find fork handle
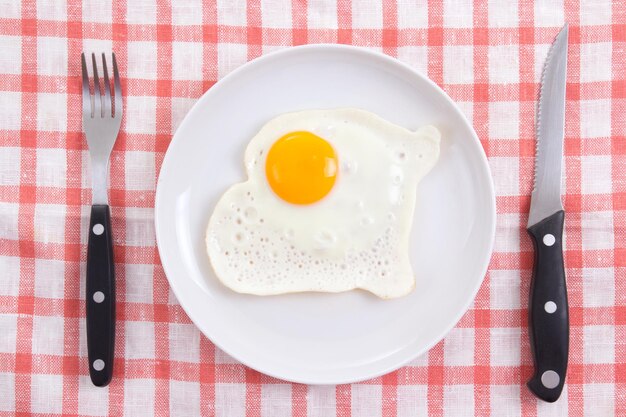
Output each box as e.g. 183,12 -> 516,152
86,204 -> 115,387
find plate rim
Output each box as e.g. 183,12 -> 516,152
155,43 -> 496,384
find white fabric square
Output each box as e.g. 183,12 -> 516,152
78,317 -> 87,357
261,0 -> 292,28
0,314 -> 17,353
443,385 -> 474,417
217,0 -> 247,26
78,376 -> 109,416
397,0 -> 428,28
32,315 -> 64,355
397,386 -> 428,417
215,383 -> 246,417
37,37 -> 68,76
82,0 -> 112,23
0,36 -> 21,74
261,384 -> 292,417
127,42 -> 158,80
125,151 -> 155,191
580,99 -> 611,138
584,325 -> 615,363
37,0 -> 67,21
171,97 -> 197,134
443,0 -> 473,28
37,93 -> 67,132
489,157 -> 519,197
82,39 -> 113,58
125,263 -> 154,304
125,207 -> 156,246
0,257 -> 20,297
352,385 -> 382,417
443,327 -> 475,366
490,385 -> 520,417
0,373 -> 15,412
124,379 -> 155,417
534,43 -> 551,83
351,0 -> 382,28
125,321 -> 155,359
581,211 -> 614,250
493,213 -> 520,252
173,42 -> 203,81
215,347 -> 239,364
490,269 -> 521,309
172,0 -> 202,25
583,268 -> 615,307
307,385 -> 336,417
489,101 -> 519,139
397,46 -> 428,75
169,323 -> 200,363
488,0 -> 518,27
0,0 -> 20,19
444,45 -> 474,84
126,0 -> 157,24
34,258 -> 65,299
490,328 -> 521,366
580,42 -> 612,82
0,203 -> 19,240
125,96 -> 156,134
0,91 -> 21,130
582,155 -> 611,195
537,387 -> 568,417
218,43 -> 248,79
580,0 -> 612,26
584,383 -> 615,417
34,204 -> 66,244
456,101 -> 474,125
534,0 -> 564,27
31,374 -> 63,414
308,0 -> 337,29
170,380 -> 200,417
489,44 -> 519,84
36,148 -> 67,187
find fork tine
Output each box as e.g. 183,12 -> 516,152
91,53 -> 102,118
112,52 -> 123,119
101,53 -> 112,117
81,53 -> 93,118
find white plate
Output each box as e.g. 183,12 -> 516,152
155,44 -> 495,384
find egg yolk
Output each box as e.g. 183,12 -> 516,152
265,131 -> 338,205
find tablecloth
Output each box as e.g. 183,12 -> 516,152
0,0 -> 624,416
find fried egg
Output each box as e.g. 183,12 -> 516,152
206,108 -> 440,298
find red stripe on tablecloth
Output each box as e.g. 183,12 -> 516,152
61,2 -> 83,415
336,384 -> 351,417
247,0 -> 263,60
612,1 -> 626,415
14,2 -> 37,416
292,0 -> 308,46
337,0 -> 352,44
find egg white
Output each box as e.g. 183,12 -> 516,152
206,108 -> 440,298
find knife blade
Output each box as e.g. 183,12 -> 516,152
526,24 -> 569,403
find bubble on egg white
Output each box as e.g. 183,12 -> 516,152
210,212 -> 401,294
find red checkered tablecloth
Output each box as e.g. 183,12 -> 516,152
0,0 -> 624,416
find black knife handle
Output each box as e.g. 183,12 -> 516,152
526,210 -> 568,402
86,204 -> 115,387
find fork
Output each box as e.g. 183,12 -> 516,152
81,52 -> 122,387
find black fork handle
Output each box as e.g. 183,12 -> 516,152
86,204 -> 115,387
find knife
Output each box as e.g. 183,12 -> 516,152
526,24 -> 569,403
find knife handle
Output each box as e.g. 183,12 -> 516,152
526,210 -> 568,402
86,204 -> 115,387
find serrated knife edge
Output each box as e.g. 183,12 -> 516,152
528,24 -> 568,228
